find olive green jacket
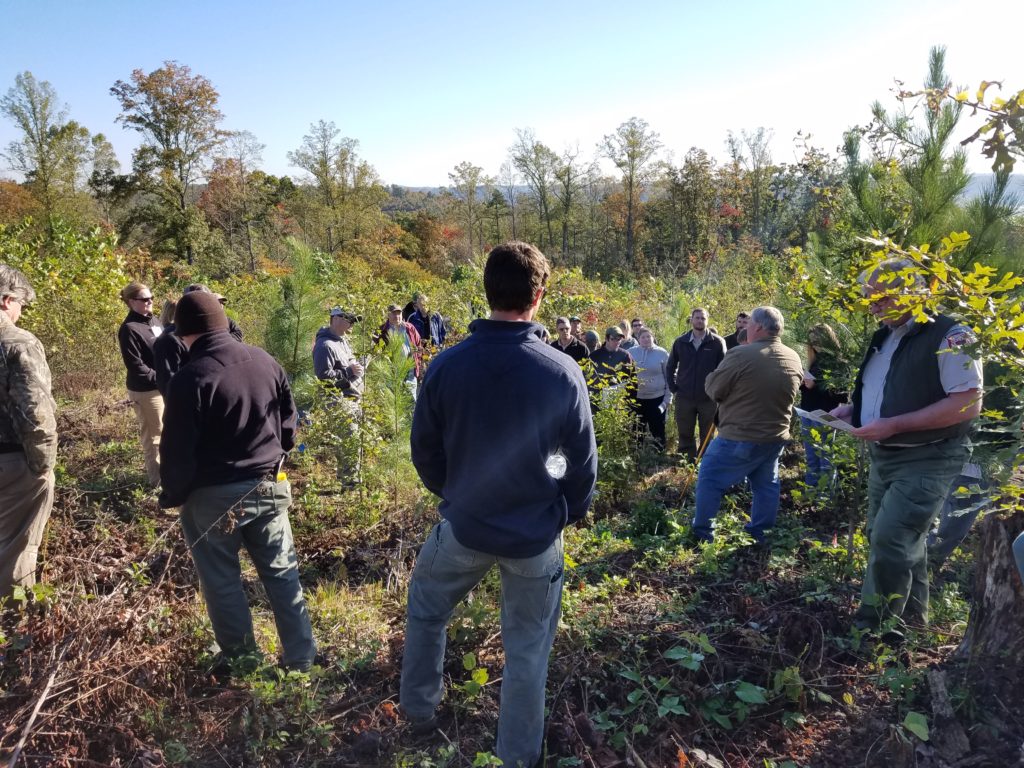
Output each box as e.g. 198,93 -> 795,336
705,337 -> 803,442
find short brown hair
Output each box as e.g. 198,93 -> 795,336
483,241 -> 550,312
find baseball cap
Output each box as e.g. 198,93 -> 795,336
330,307 -> 361,322
605,326 -> 624,339
184,283 -> 227,304
387,303 -> 402,313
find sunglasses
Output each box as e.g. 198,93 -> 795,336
133,295 -> 154,302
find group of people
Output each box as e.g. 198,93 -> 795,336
0,240 -> 1018,768
310,293 -> 448,483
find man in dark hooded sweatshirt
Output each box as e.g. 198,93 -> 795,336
153,284 -> 243,397
159,291 -> 315,674
400,241 -> 597,768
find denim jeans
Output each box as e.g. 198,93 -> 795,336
180,477 -> 316,669
401,520 -> 564,768
926,464 -> 988,568
800,416 -> 834,488
1014,531 -> 1024,586
692,437 -> 786,542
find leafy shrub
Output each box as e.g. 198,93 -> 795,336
0,218 -> 129,394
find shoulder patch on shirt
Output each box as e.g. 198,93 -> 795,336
944,326 -> 976,350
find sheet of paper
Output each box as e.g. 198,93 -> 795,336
794,407 -> 857,434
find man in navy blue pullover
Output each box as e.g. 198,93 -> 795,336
400,241 -> 597,768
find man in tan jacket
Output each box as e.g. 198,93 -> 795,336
0,264 -> 57,599
691,306 -> 802,544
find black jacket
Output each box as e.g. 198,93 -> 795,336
666,331 -> 727,402
549,336 -> 590,362
117,310 -> 161,392
799,354 -> 848,413
158,331 -> 297,508
154,319 -> 243,397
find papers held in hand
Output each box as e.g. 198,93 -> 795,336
794,407 -> 857,434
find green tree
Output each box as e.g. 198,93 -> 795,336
483,189 -> 511,245
287,120 -> 389,255
645,147 -> 720,272
553,147 -> 586,264
601,117 -> 662,270
110,60 -> 226,264
511,129 -> 559,250
1,72 -> 98,227
265,239 -> 327,377
844,47 -> 1016,271
448,160 -> 487,256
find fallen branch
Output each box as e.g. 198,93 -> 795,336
6,643 -> 67,768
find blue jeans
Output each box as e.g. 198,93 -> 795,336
692,437 -> 786,542
800,416 -> 833,487
927,465 -> 988,568
180,478 -> 316,669
1013,531 -> 1024,586
401,520 -> 564,768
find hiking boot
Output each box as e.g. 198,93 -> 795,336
403,711 -> 438,736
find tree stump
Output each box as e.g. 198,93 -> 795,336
956,509 -> 1024,661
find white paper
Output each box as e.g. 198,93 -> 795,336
794,407 -> 857,434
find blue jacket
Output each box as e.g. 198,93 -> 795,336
411,319 -> 597,558
409,309 -> 447,346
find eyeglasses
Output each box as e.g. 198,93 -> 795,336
133,295 -> 154,303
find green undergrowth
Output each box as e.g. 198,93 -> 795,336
0,391 -> 983,767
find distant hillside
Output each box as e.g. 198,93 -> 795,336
962,173 -> 1024,200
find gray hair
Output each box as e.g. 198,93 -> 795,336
858,257 -> 925,290
750,306 -> 784,336
0,264 -> 36,305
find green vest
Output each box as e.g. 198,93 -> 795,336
851,314 -> 974,446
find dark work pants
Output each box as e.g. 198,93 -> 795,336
635,397 -> 666,450
856,438 -> 967,627
675,397 -> 717,458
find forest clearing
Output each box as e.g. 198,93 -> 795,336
1,38 -> 1023,768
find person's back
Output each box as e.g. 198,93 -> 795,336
160,331 -> 295,505
401,241 -> 596,768
158,292 -> 313,675
693,307 -> 802,543
413,320 -> 594,556
712,339 -> 803,442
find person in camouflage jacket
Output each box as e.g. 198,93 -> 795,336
0,264 -> 57,599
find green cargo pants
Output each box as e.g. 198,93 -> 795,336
856,438 -> 968,627
180,477 -> 316,669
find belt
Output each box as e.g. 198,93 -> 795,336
874,438 -> 949,451
0,443 -> 23,454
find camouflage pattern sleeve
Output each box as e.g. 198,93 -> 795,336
8,336 -> 58,475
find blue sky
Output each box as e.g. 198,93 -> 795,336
1,0 -> 1020,187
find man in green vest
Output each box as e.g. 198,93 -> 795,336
831,258 -> 982,637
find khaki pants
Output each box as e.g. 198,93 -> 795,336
0,452 -> 55,598
128,389 -> 164,486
